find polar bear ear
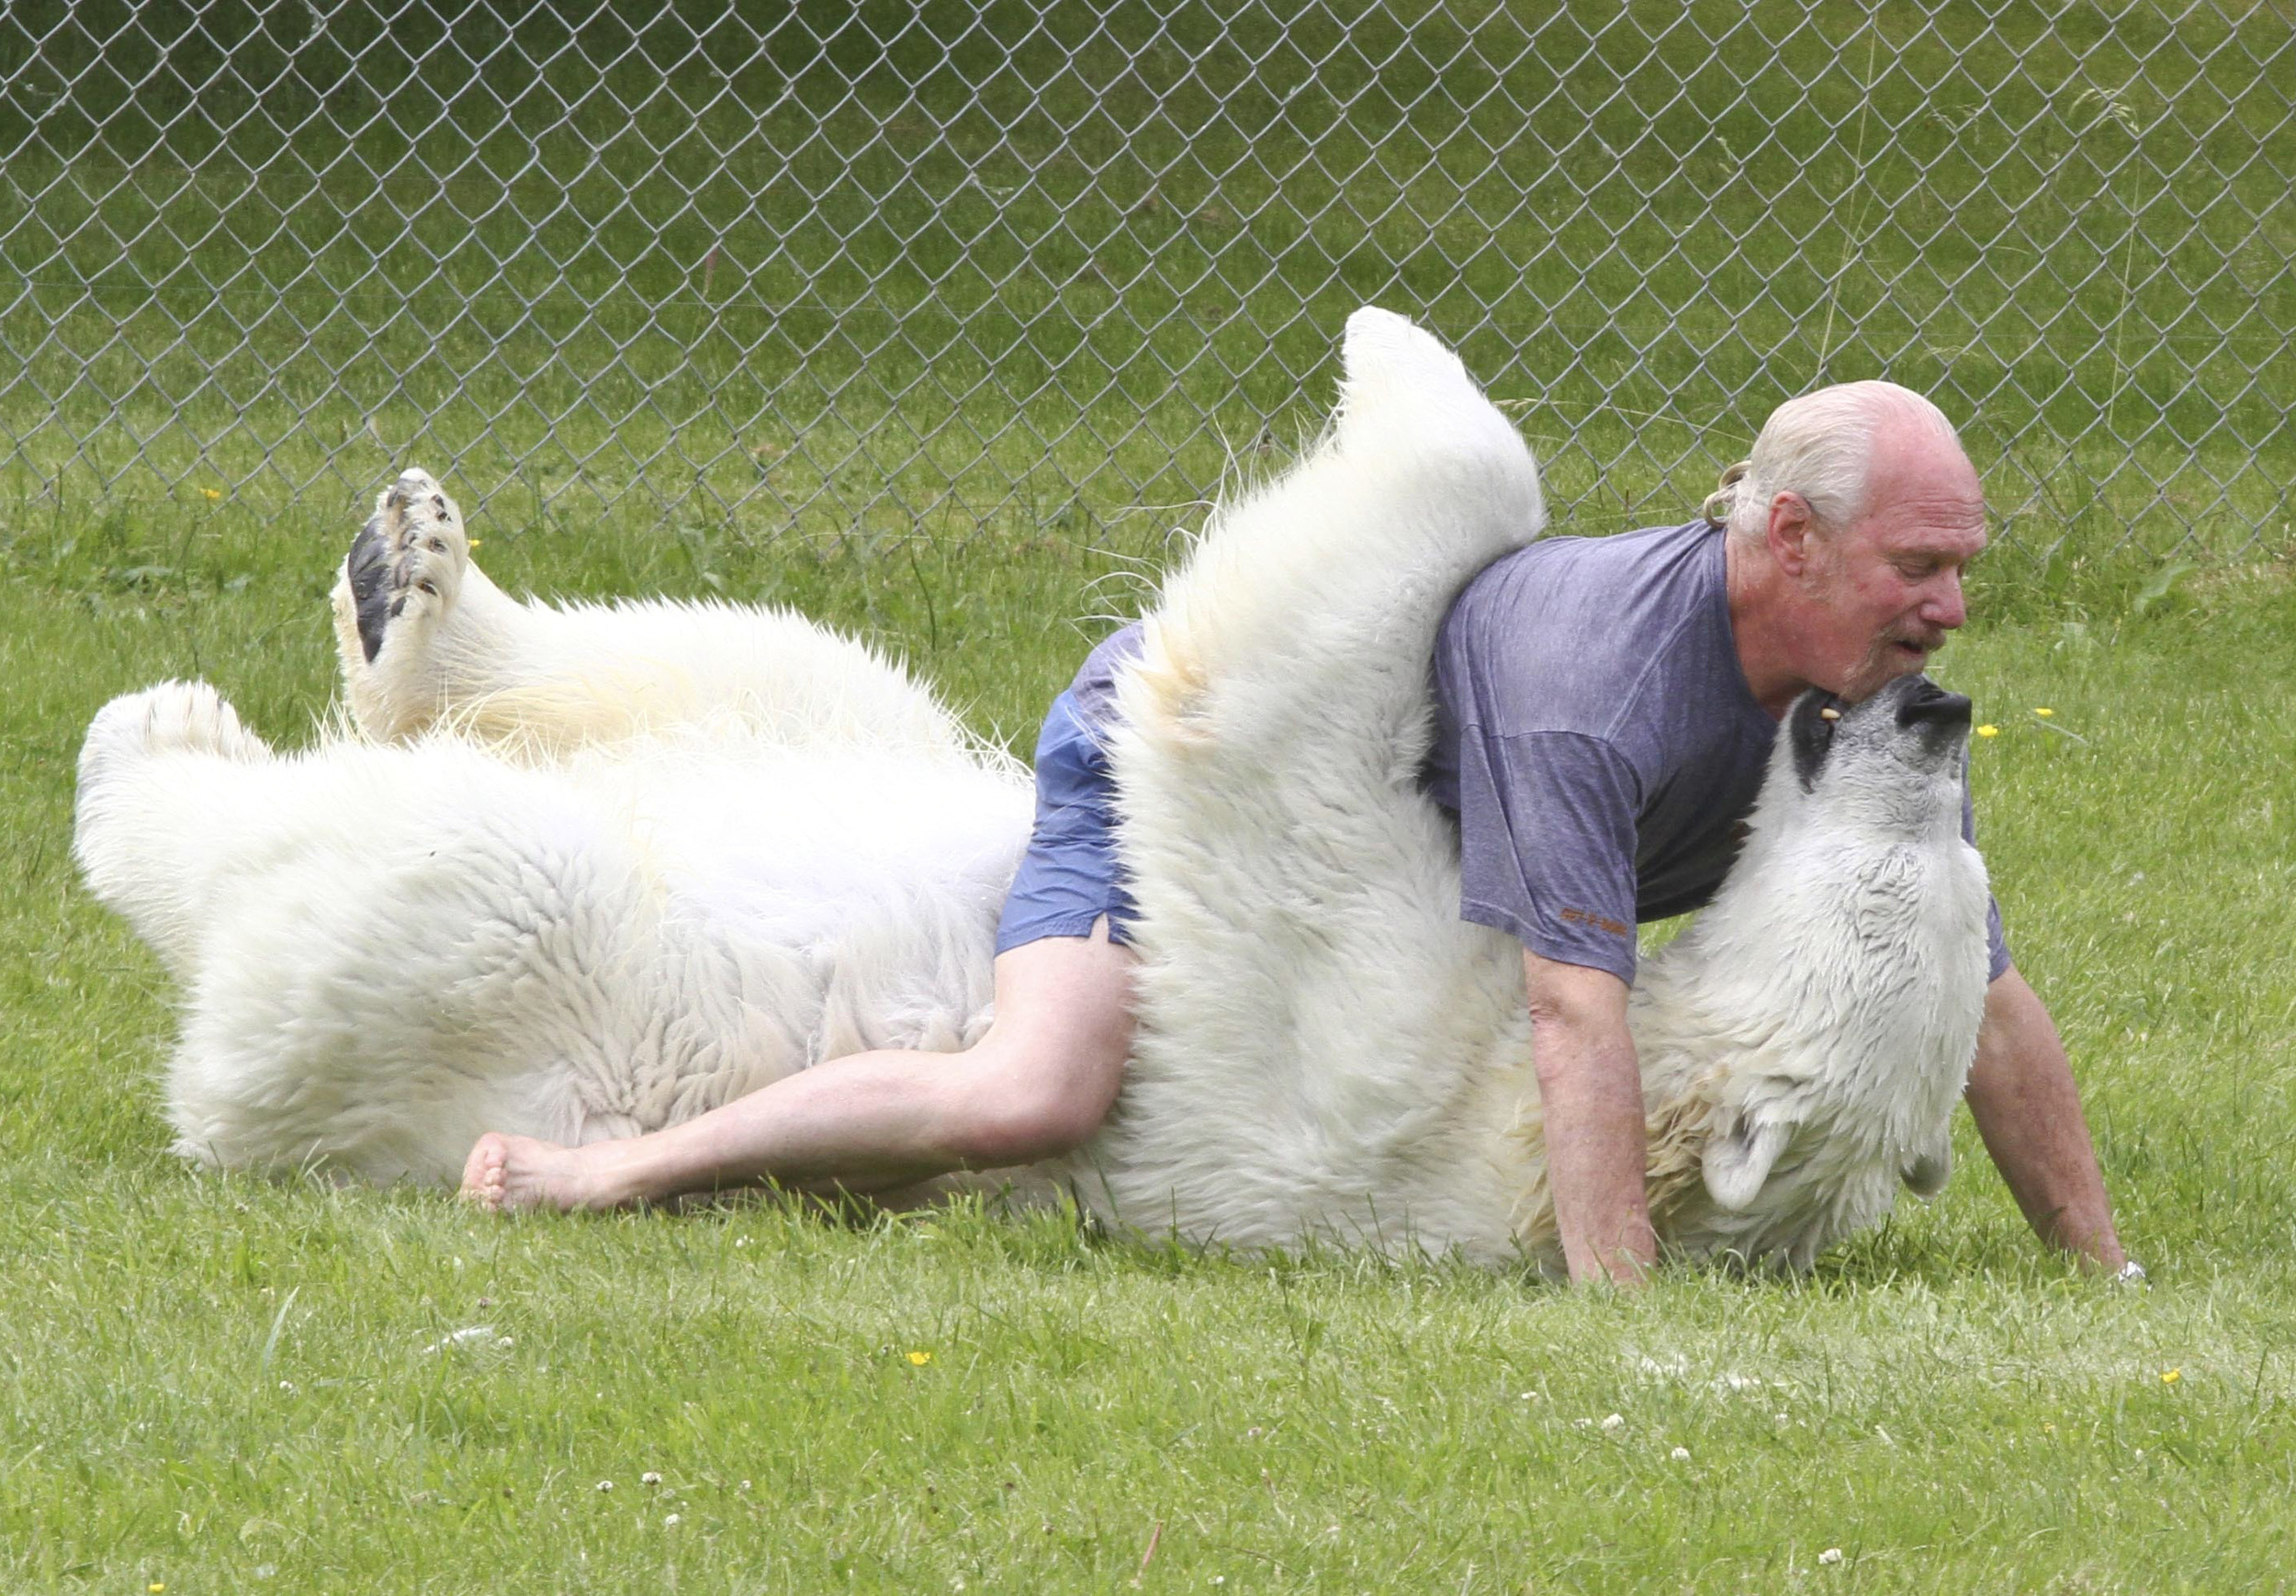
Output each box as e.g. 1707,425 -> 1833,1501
1703,1118 -> 1791,1212
1900,1137 -> 1953,1199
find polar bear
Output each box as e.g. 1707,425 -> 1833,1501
73,309 -> 1993,1271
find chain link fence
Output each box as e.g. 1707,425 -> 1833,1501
2,0 -> 2290,559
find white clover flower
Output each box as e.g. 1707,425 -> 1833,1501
1818,1547 -> 1843,1566
596,1480 -> 613,1493
642,1471 -> 663,1486
1670,1446 -> 1691,1461
1600,1413 -> 1625,1432
664,1513 -> 681,1527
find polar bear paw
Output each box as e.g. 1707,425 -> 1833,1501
78,680 -> 268,810
87,680 -> 265,766
343,467 -> 469,667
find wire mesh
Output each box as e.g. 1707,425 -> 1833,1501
2,0 -> 2290,559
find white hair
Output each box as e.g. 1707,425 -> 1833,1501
1716,381 -> 1964,542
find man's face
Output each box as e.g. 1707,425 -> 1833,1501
1791,427 -> 1988,703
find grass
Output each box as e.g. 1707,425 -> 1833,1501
3,489 -> 2295,1590
2,0 -> 2291,559
3,2 -> 2292,1582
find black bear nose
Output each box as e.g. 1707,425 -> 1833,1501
1896,679 -> 1973,728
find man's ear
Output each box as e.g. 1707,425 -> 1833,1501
1765,491 -> 1815,578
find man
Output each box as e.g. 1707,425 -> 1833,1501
464,380 -> 2133,1289
1424,381 -> 2124,1282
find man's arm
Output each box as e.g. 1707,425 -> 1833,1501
1524,951 -> 1656,1286
1964,965 -> 2128,1270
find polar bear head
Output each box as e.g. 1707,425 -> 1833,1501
1777,671 -> 1974,838
1693,671 -> 1986,1224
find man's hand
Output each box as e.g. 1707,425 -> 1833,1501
1964,965 -> 2129,1271
1524,952 -> 1656,1286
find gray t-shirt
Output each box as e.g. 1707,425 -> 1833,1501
1424,518 -> 2009,985
1064,623 -> 1149,730
1068,520 -> 2009,987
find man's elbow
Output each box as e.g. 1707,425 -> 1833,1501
1522,953 -> 1632,1081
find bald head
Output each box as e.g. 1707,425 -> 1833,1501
1723,382 -> 1971,545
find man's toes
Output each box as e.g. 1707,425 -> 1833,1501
460,1133 -> 508,1203
464,1174 -> 506,1211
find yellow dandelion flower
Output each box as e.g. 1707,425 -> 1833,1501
906,1350 -> 932,1366
200,488 -> 221,501
2162,1368 -> 2181,1385
151,1586 -> 165,1593
1975,725 -> 1999,737
2033,707 -> 2054,717
468,538 -> 483,551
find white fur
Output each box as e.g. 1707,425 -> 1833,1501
73,313 -> 1991,1271
1060,309 -> 1992,1270
77,646 -> 1028,1185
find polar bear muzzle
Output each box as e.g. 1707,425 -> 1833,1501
1893,676 -> 1973,752
1791,675 -> 1971,795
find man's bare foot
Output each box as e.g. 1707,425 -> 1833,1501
460,1131 -> 647,1213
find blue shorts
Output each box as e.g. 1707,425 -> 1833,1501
994,685 -> 1140,954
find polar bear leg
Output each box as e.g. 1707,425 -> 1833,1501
79,677 -> 265,774
1090,309 -> 1543,1259
336,468 -> 467,676
332,467 -> 542,743
74,681 -> 276,975
160,753 -> 661,1185
327,468 -> 978,763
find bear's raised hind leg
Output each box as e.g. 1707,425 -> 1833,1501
332,467 -> 484,741
341,469 -> 468,665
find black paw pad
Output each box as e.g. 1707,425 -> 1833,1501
346,516 -> 394,664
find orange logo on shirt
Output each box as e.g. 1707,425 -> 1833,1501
1558,906 -> 1631,938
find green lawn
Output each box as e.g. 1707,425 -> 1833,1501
2,492 -> 2292,1590
4,2 -> 2292,1584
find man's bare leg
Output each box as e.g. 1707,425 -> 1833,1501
461,923 -> 1136,1211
